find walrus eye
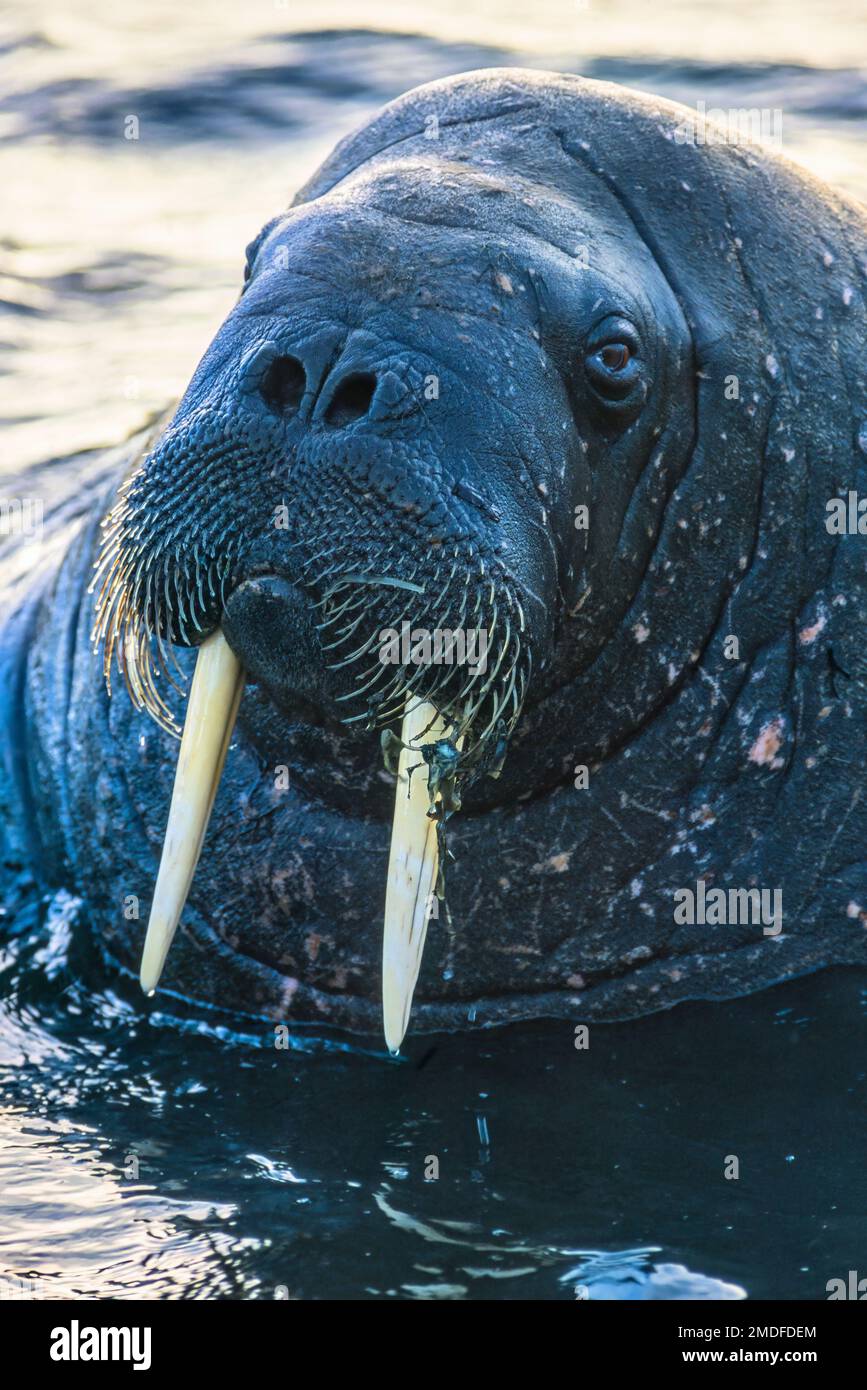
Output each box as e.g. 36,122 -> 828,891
600,343 -> 630,371
584,320 -> 643,406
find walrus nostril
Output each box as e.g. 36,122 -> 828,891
325,372 -> 377,427
259,355 -> 306,415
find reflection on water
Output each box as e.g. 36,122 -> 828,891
1,2 -> 866,1299
2,8 -> 866,471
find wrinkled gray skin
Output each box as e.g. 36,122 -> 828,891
2,69 -> 866,1033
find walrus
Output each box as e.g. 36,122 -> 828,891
1,68 -> 865,1049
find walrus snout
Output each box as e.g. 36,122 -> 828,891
242,338 -> 382,430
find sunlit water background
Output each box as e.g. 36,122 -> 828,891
1,0 -> 866,1300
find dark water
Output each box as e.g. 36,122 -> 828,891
2,5 -> 867,1300
2,882 -> 867,1300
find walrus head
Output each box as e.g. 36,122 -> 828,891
85,70 -> 863,1044
92,124 -> 694,1043
95,152 -> 691,732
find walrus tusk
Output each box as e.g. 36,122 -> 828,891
139,629 -> 244,994
141,636 -> 453,1041
382,699 -> 458,1054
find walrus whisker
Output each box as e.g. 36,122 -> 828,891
136,627 -> 168,720
323,612 -> 379,650
342,652 -> 442,723
101,594 -> 128,698
123,627 -> 175,736
323,581 -> 430,669
131,552 -> 150,600
143,566 -> 156,637
89,538 -> 124,585
102,575 -> 133,654
117,625 -> 139,707
367,671 -> 418,721
134,628 -> 165,717
195,566 -> 207,622
463,644 -> 524,756
427,560 -> 460,619
452,601 -> 500,706
322,576 -> 422,646
318,602 -> 379,650
298,543 -> 342,578
309,569 -> 358,608
161,555 -> 174,619
174,573 -> 191,645
455,628 -> 511,733
316,592 -> 368,631
331,573 -> 427,595
310,560 -> 346,592
154,604 -> 187,701
328,624 -> 412,683
325,623 -> 390,670
91,549 -> 130,623
337,656 -> 412,709
370,667 -> 436,725
314,556 -> 409,616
